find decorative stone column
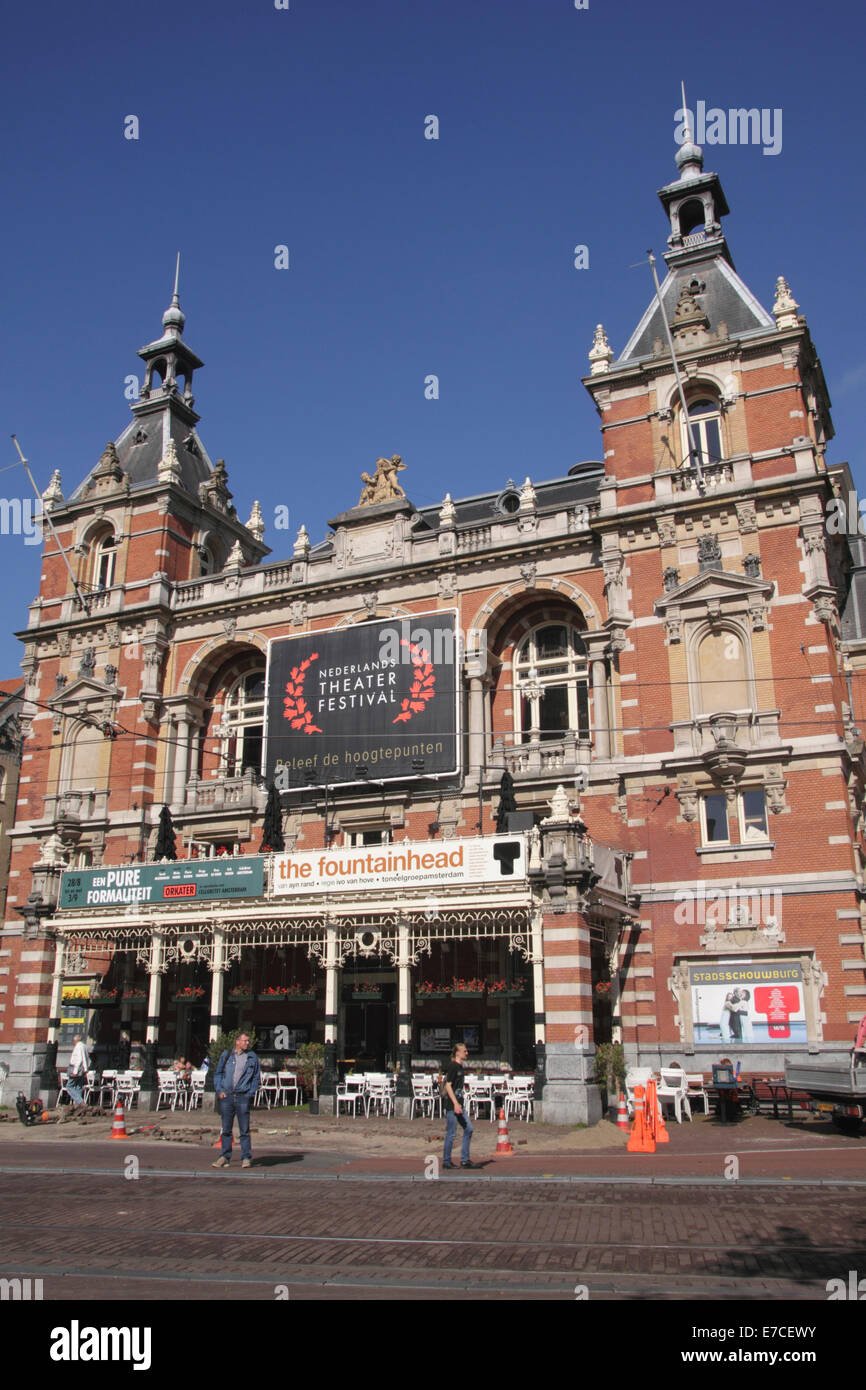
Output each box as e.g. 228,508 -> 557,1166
207,928 -> 227,1097
172,718 -> 191,807
466,661 -> 486,782
395,920 -> 414,1116
590,653 -> 610,760
141,931 -> 164,1109
319,926 -> 339,1111
38,933 -> 67,1104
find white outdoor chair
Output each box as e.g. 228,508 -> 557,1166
276,1071 -> 302,1107
504,1076 -> 534,1122
410,1074 -> 439,1119
365,1078 -> 394,1118
256,1074 -> 280,1109
97,1070 -> 117,1107
656,1067 -> 692,1123
335,1081 -> 360,1117
625,1067 -> 654,1117
156,1070 -> 179,1111
684,1073 -> 710,1115
82,1070 -> 100,1105
465,1076 -> 494,1122
188,1071 -> 206,1110
114,1073 -> 139,1109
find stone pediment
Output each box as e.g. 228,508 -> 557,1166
50,675 -> 118,707
655,567 -> 774,616
655,567 -> 774,644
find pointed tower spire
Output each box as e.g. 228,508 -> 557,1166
675,81 -> 704,181
162,253 -> 185,337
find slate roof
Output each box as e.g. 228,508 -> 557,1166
617,253 -> 775,366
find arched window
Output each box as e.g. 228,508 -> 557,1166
514,624 -> 590,743
680,397 -> 724,470
220,671 -> 266,776
697,629 -> 750,715
92,532 -> 116,590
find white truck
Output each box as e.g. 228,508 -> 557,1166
784,1053 -> 866,1134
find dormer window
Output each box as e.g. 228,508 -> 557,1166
680,397 -> 723,470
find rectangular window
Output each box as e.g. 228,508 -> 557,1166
740,789 -> 769,841
702,794 -> 729,844
539,685 -> 569,740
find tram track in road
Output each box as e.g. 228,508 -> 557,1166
1,1173 -> 862,1300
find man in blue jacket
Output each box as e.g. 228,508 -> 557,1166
212,1032 -> 260,1169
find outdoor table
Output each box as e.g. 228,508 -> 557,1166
755,1077 -> 794,1121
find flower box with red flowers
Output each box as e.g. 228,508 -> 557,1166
488,978 -> 527,1000
227,986 -> 254,1001
257,987 -> 316,1002
350,983 -> 383,1000
594,981 -> 612,996
121,989 -> 147,1004
450,978 -> 485,999
414,982 -> 452,1001
172,986 -> 206,1002
89,989 -> 119,1007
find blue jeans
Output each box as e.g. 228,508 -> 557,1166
444,1106 -> 473,1164
67,1075 -> 85,1104
219,1093 -> 252,1160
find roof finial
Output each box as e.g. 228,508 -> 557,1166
675,80 -> 703,180
163,252 -> 186,335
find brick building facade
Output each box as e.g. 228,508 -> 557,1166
2,130 -> 864,1121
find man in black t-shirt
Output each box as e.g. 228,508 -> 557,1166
442,1042 -> 480,1169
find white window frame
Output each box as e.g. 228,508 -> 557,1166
700,792 -> 731,846
513,623 -> 590,745
680,396 -> 724,470
738,788 -> 770,842
92,533 -> 116,590
220,671 -> 266,778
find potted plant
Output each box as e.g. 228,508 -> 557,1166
593,1041 -> 627,1118
450,977 -> 485,999
208,1027 -> 259,1075
295,1042 -> 325,1113
121,988 -> 147,1005
414,980 -> 451,1001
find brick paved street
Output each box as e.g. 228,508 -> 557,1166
1,1109 -> 864,1303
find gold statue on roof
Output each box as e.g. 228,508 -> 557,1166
358,455 -> 407,506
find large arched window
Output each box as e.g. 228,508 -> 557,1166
220,671 -> 266,776
92,531 -> 117,590
680,397 -> 724,470
514,624 -> 590,743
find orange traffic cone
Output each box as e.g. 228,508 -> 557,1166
495,1108 -> 514,1155
109,1098 -> 128,1139
645,1079 -> 669,1144
627,1084 -> 655,1153
616,1093 -> 630,1132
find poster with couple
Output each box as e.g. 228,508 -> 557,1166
689,961 -> 807,1045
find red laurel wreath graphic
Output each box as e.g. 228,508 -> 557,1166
283,652 -> 322,734
393,640 -> 436,724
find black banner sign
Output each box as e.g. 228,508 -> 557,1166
264,613 -> 459,788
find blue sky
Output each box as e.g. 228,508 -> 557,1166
2,0 -> 864,674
